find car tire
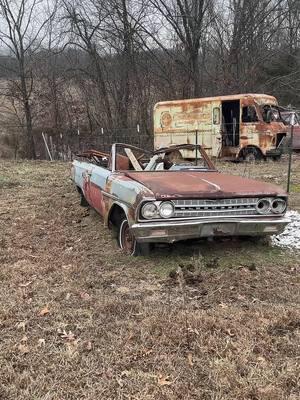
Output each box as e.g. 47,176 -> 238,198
118,218 -> 150,256
80,193 -> 89,207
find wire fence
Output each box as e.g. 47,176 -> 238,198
24,124 -> 300,193
38,124 -> 297,161
37,128 -> 154,160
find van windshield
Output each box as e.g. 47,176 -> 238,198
261,105 -> 284,123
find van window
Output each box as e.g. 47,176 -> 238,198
213,107 -> 220,124
242,106 -> 258,123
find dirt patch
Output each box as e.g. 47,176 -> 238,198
0,159 -> 299,400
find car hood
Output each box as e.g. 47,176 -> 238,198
125,171 -> 286,199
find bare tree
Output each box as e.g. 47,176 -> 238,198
148,0 -> 212,97
0,0 -> 56,158
62,0 -> 114,128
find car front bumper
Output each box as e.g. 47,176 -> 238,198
131,217 -> 289,243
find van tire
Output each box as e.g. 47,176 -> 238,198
242,147 -> 264,162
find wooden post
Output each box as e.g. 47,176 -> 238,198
42,132 -> 53,161
287,124 -> 294,193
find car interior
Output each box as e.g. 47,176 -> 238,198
76,144 -> 215,172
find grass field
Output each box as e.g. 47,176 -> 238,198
0,158 -> 299,400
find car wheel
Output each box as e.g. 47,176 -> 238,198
118,218 -> 150,256
80,193 -> 89,207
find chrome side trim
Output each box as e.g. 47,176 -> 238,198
102,191 -> 133,209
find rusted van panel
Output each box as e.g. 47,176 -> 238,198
154,94 -> 288,160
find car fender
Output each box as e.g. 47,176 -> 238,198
105,198 -> 134,228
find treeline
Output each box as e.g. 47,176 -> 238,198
0,0 -> 299,158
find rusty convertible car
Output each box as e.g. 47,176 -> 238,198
71,143 -> 289,255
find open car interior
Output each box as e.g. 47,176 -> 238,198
76,144 -> 215,172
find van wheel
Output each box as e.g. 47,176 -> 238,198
272,155 -> 281,161
118,218 -> 151,256
243,147 -> 263,162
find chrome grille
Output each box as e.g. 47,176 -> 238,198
173,198 -> 259,218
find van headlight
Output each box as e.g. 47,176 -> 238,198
256,198 -> 271,214
271,198 -> 287,214
141,202 -> 158,219
159,202 -> 175,219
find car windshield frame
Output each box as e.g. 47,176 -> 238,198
111,143 -> 216,172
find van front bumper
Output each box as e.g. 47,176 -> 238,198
131,217 -> 289,243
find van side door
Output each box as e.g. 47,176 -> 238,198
211,102 -> 222,157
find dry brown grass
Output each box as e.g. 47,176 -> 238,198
0,159 -> 299,400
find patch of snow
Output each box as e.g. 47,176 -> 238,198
272,210 -> 300,250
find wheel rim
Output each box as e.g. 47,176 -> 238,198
120,220 -> 135,255
245,153 -> 255,162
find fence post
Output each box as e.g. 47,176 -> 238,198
287,124 -> 294,193
195,129 -> 198,165
42,132 -> 53,161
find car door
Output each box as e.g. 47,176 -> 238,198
83,165 -> 110,217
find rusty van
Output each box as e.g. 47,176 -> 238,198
154,94 -> 289,161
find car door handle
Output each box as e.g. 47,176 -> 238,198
82,170 -> 92,179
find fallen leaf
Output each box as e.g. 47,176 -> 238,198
38,338 -> 45,347
39,306 -> 49,316
21,335 -> 28,342
19,281 -> 32,288
157,374 -> 172,386
226,329 -> 235,337
18,343 -> 29,354
65,339 -> 80,357
187,353 -> 194,366
143,349 -> 153,356
16,321 -> 26,331
62,264 -> 72,270
116,377 -> 124,387
187,327 -> 199,335
116,286 -> 130,294
80,292 -> 90,300
86,341 -> 92,350
58,329 -> 75,341
257,356 -> 266,363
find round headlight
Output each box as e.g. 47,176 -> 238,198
159,201 -> 175,219
271,198 -> 286,214
141,202 -> 157,219
256,198 -> 271,214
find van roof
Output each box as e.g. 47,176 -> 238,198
154,93 -> 277,108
